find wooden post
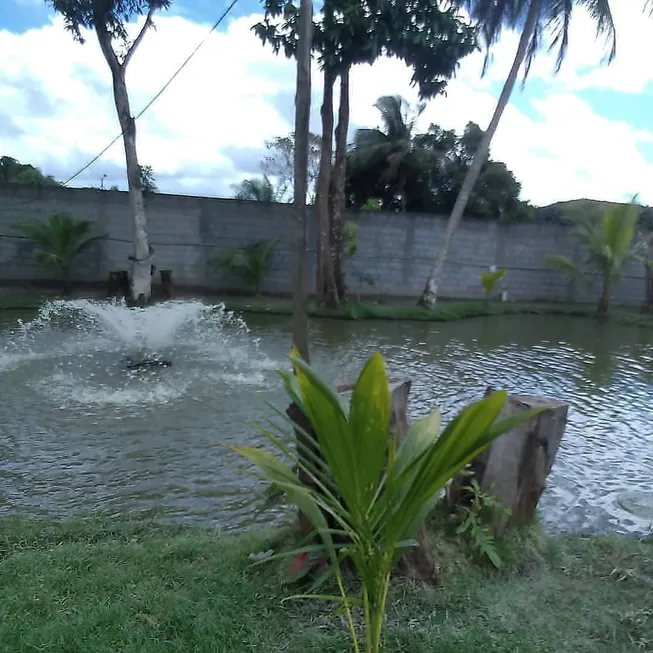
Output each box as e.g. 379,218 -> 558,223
447,394 -> 569,536
107,270 -> 130,299
160,269 -> 172,299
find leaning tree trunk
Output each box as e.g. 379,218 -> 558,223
95,23 -> 153,306
315,67 -> 336,307
291,0 -> 313,362
418,0 -> 542,309
328,67 -> 350,305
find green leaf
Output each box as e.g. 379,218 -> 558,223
394,408 -> 441,477
348,352 -> 390,506
290,354 -> 359,509
480,269 -> 506,296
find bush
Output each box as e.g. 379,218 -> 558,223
213,238 -> 281,295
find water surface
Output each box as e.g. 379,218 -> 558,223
1,302 -> 651,534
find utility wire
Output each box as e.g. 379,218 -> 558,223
0,0 -> 240,212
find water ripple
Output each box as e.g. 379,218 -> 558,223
0,306 -> 652,535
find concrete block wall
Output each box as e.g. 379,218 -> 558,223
0,184 -> 647,306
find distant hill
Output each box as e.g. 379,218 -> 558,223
535,198 -> 653,228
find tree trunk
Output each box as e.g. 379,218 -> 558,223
62,267 -> 72,296
418,0 -> 542,309
329,67 -> 350,305
598,274 -> 611,316
644,254 -> 653,315
95,26 -> 152,305
315,68 -> 336,307
291,0 -> 313,362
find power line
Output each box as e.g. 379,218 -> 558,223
0,0 -> 240,212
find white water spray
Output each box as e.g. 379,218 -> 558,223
0,298 -> 278,408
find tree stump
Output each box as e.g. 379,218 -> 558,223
107,270 -> 129,299
160,269 -> 173,299
287,377 -> 438,586
447,393 -> 569,536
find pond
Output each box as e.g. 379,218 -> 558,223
0,300 -> 652,535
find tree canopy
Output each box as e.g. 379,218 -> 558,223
0,156 -> 60,187
254,0 -> 477,99
346,101 -> 533,221
47,0 -> 170,44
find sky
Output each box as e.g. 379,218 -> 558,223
0,0 -> 652,207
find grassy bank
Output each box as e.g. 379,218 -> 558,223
2,288 -> 652,328
0,290 -> 50,310
1,517 -> 651,652
217,295 -> 653,328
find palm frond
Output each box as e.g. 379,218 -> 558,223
547,255 -> 585,278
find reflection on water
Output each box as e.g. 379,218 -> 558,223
0,303 -> 652,535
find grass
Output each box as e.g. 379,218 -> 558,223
0,289 -> 50,310
2,288 -> 652,328
1,516 -> 651,652
216,295 -> 653,328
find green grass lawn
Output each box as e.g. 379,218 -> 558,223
1,517 -> 651,652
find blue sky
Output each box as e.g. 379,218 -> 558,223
1,0 -> 652,205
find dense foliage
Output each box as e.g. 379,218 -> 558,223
0,156 -> 59,187
346,100 -> 534,221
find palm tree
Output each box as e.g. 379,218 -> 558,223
291,0 -> 313,362
232,176 -> 278,203
418,0 -> 617,308
14,213 -> 104,296
547,203 -> 641,315
348,96 -> 430,212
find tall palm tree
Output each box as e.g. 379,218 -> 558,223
547,203 -> 641,315
418,0 -> 617,308
232,176 -> 278,203
291,0 -> 313,362
14,213 -> 104,296
348,96 -> 430,212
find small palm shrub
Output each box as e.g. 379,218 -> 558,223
213,238 -> 281,295
14,213 -> 103,295
232,350 -> 545,653
547,203 -> 642,314
480,268 -> 506,304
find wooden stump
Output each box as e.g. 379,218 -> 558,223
107,270 -> 129,299
287,377 -> 438,585
447,394 -> 569,536
160,269 -> 173,299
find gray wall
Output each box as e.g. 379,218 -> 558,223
0,184 -> 646,306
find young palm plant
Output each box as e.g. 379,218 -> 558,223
232,351 -> 545,653
547,203 -> 642,314
213,238 -> 281,295
480,268 -> 506,304
14,213 -> 103,295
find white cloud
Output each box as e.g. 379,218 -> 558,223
0,3 -> 652,205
